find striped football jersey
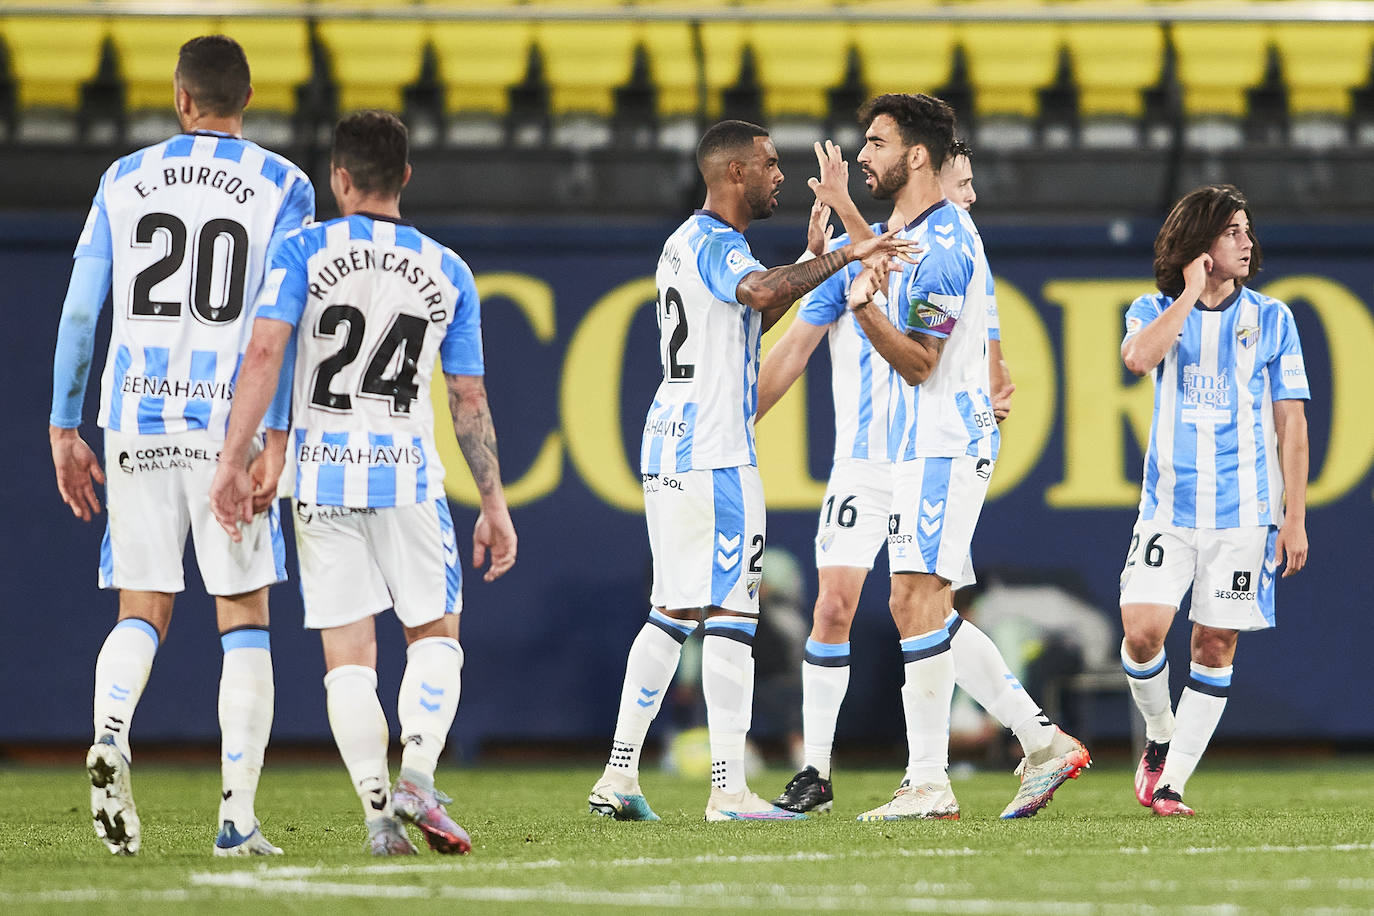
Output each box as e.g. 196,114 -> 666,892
887,201 -> 999,462
796,224 -> 899,462
254,214 -> 484,508
641,209 -> 767,474
1124,285 -> 1310,529
73,131 -> 313,437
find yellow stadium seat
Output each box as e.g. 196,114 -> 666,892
1063,22 -> 1165,119
2,16 -> 107,111
700,20 -> 853,120
638,21 -> 698,118
431,20 -> 534,117
752,21 -> 857,120
855,22 -> 957,100
227,18 -> 313,114
107,18 -> 215,112
959,22 -> 1062,119
316,19 -> 429,113
534,21 -> 636,118
1172,23 -> 1271,118
697,20 -> 748,120
1274,22 -> 1374,117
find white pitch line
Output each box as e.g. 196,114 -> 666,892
189,845 -> 986,883
1115,842 -> 1374,856
182,874 -> 1374,916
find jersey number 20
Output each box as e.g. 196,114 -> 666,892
130,212 -> 248,324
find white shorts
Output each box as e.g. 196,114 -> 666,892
101,429 -> 285,595
644,465 -> 765,614
293,497 -> 462,630
887,455 -> 992,584
815,458 -> 892,569
1119,517 -> 1277,631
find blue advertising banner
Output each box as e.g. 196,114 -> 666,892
2,214 -> 1371,753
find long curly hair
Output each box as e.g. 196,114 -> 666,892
1153,185 -> 1261,297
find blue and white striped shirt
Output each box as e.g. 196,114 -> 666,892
1124,285 -> 1310,528
797,225 -> 898,462
52,131 -> 314,437
255,214 -> 483,508
641,210 -> 766,474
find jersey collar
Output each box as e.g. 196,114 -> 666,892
185,129 -> 241,139
694,208 -> 736,231
901,200 -> 949,233
354,210 -> 414,226
1196,284 -> 1244,312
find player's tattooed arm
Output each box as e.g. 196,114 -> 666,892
740,228 -> 918,322
446,373 -> 503,499
445,372 -> 518,581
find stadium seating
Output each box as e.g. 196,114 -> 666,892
316,19 -> 430,113
1062,22 -> 1165,121
700,20 -> 857,121
1,6 -> 1371,155
1,16 -> 107,111
857,21 -> 958,99
430,20 -> 534,118
1172,22 -> 1272,119
229,19 -> 314,114
107,19 -> 216,112
959,21 -> 1062,119
1274,22 -> 1374,118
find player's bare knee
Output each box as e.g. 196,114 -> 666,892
811,591 -> 857,641
1191,625 -> 1239,667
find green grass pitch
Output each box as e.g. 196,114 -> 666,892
3,758 -> 1373,913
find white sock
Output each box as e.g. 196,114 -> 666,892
92,618 -> 160,762
324,665 -> 392,819
801,639 -> 850,779
948,614 -> 1054,756
606,611 -> 696,780
900,627 -> 955,787
217,628 -> 274,831
702,616 -> 756,794
1157,662 -> 1232,796
398,637 -> 463,780
1122,642 -> 1175,742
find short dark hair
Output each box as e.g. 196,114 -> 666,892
696,119 -> 769,172
858,93 -> 957,173
948,137 -> 973,163
332,110 -> 409,197
1153,184 -> 1262,297
176,36 -> 251,118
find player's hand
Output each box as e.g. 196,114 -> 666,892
50,425 -> 104,522
1274,517 -> 1307,577
806,139 -> 852,212
849,225 -> 920,268
247,430 -> 287,515
209,462 -> 255,542
1182,253 -> 1212,296
804,198 -> 834,258
472,504 -> 517,582
992,383 -> 1015,422
847,265 -> 886,311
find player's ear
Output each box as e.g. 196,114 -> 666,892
400,163 -> 412,190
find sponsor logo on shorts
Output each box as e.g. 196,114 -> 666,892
295,502 -> 378,524
888,514 -> 901,535
975,458 -> 992,480
818,532 -> 835,552
116,444 -> 217,473
746,574 -> 761,599
1214,571 -> 1255,600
